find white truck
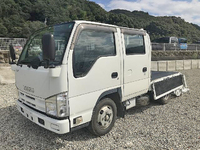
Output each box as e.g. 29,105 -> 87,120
10,21 -> 188,136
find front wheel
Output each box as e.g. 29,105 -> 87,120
88,98 -> 117,136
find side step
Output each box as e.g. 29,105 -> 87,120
123,95 -> 150,110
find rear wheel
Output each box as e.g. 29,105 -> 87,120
88,98 -> 117,136
173,89 -> 182,97
158,94 -> 170,105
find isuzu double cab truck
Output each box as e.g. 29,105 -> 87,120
10,21 -> 188,136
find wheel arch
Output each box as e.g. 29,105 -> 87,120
96,88 -> 125,118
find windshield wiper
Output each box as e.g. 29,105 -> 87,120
18,58 -> 39,69
19,58 -> 60,69
18,60 -> 32,68
19,60 -> 30,64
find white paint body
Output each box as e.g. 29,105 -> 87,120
13,21 -> 152,134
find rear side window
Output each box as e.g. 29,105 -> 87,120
73,29 -> 116,78
124,34 -> 145,55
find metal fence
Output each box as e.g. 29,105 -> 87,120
1,38 -> 200,51
0,38 -> 26,51
152,43 -> 200,51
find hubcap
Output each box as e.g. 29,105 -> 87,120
97,105 -> 113,129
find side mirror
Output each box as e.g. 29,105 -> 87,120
42,34 -> 55,61
9,44 -> 16,64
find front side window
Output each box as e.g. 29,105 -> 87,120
73,29 -> 116,78
18,23 -> 74,68
179,38 -> 187,43
124,34 -> 145,55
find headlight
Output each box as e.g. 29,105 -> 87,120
46,96 -> 57,116
45,92 -> 69,118
57,92 -> 68,117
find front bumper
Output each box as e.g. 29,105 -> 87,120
16,100 -> 70,134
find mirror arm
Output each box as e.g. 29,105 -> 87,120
44,59 -> 49,68
9,56 -> 16,65
9,44 -> 16,64
43,59 -> 55,69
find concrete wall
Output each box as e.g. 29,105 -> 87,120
152,59 -> 200,71
0,66 -> 15,84
0,59 -> 199,84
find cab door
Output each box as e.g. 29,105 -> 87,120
67,23 -> 121,127
121,29 -> 151,99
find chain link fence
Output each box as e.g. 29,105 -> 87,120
0,38 -> 26,51
152,43 -> 200,51
0,38 -> 26,63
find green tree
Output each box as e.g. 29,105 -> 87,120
0,23 -> 7,37
0,0 -> 200,43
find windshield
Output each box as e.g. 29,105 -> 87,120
18,22 -> 74,68
170,37 -> 178,44
179,38 -> 187,43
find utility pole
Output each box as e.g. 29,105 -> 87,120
44,18 -> 47,26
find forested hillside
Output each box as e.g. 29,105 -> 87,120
110,9 -> 200,43
1,0 -> 200,43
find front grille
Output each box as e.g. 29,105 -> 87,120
18,91 -> 45,112
26,101 -> 36,107
26,95 -> 35,100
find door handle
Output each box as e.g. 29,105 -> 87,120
111,72 -> 118,79
143,67 -> 147,72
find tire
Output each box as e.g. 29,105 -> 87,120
136,95 -> 150,106
88,98 -> 117,136
158,94 -> 170,105
173,89 -> 182,97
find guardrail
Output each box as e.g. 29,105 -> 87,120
0,38 -> 200,51
152,43 -> 200,51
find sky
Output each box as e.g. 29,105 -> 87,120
89,0 -> 200,25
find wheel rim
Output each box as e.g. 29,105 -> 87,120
174,89 -> 182,97
163,94 -> 169,100
97,105 -> 113,129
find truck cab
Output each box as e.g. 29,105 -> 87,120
11,21 -> 187,136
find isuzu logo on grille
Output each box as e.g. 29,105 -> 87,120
24,86 -> 34,93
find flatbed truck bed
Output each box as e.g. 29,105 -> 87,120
150,71 -> 188,100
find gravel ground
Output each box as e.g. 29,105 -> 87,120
0,69 -> 200,150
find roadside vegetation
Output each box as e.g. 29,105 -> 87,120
152,51 -> 200,61
1,0 -> 200,43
